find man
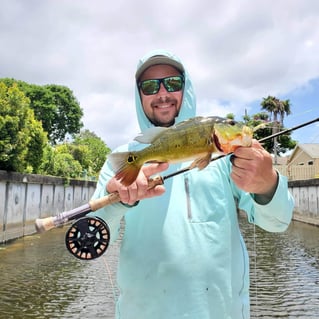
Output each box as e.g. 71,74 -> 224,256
90,49 -> 294,319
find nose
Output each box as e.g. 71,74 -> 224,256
158,83 -> 168,94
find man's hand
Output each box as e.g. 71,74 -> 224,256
230,140 -> 278,204
107,163 -> 169,206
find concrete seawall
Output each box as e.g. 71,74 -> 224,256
288,178 -> 319,226
1,171 -> 318,243
0,170 -> 96,243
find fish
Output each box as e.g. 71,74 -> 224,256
108,116 -> 254,186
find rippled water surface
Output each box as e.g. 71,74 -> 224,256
0,217 -> 318,318
242,219 -> 319,318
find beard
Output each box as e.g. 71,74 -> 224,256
148,96 -> 180,127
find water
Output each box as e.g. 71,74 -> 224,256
0,217 -> 318,318
0,226 -> 121,319
243,219 -> 319,318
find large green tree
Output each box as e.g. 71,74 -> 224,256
0,79 -> 83,144
0,82 -> 47,172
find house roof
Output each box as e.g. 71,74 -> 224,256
288,143 -> 319,162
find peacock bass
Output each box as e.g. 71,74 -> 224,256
108,116 -> 254,186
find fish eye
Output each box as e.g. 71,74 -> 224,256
127,154 -> 137,163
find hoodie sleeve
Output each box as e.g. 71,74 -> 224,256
251,174 -> 294,232
229,159 -> 294,232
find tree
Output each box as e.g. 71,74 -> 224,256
261,96 -> 293,162
242,112 -> 296,155
73,129 -> 110,176
39,130 -> 110,179
25,116 -> 48,172
49,152 -> 83,179
226,113 -> 235,120
0,82 -> 47,172
261,96 -> 291,126
0,79 -> 84,144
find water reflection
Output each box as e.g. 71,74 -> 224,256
0,227 -> 120,319
0,218 -> 318,318
242,219 -> 319,318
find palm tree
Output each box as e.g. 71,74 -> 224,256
279,99 -> 292,126
261,96 -> 292,126
261,96 -> 292,164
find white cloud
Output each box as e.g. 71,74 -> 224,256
1,0 -> 319,148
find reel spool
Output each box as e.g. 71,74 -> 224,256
65,217 -> 110,260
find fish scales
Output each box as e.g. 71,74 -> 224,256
140,117 -> 218,163
108,116 -> 253,186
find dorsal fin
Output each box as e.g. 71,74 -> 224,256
134,127 -> 169,144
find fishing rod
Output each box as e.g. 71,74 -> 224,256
34,117 -> 319,260
158,116 -> 319,180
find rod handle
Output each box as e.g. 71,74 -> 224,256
35,175 -> 164,233
89,175 -> 163,210
89,192 -> 120,211
35,216 -> 57,233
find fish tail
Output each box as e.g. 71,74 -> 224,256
108,151 -> 142,186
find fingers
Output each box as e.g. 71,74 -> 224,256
142,162 -> 169,178
230,139 -> 277,194
107,163 -> 169,205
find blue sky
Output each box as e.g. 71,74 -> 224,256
0,0 -> 318,149
282,78 -> 319,144
247,78 -> 319,144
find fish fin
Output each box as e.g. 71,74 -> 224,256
108,152 -> 142,186
134,127 -> 168,144
189,154 -> 212,170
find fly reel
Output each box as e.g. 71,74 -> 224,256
65,216 -> 110,260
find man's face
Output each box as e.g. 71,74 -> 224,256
138,64 -> 184,127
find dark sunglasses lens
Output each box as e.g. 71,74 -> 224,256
140,80 -> 160,95
163,76 -> 183,92
139,76 -> 184,95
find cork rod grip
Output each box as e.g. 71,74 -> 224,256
35,175 -> 164,233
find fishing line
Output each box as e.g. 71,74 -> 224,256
285,108 -> 316,118
253,222 -> 258,314
101,255 -> 119,305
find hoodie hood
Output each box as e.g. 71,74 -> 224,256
135,49 -> 196,132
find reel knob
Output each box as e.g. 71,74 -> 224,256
65,217 -> 110,260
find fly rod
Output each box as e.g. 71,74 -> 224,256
35,116 -> 319,234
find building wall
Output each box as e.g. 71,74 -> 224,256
275,161 -> 319,180
289,150 -> 312,165
0,170 -> 96,243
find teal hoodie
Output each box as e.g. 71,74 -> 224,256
91,50 -> 294,319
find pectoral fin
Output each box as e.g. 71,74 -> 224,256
189,153 -> 212,170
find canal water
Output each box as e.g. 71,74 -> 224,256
0,217 -> 318,318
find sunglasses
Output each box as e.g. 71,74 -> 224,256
138,75 -> 184,95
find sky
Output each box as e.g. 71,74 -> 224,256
1,0 -> 319,150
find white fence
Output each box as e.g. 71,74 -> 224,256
275,163 -> 319,181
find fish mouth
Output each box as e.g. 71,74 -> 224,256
213,124 -> 253,154
213,132 -> 224,152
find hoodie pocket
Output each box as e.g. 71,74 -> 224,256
184,173 -> 232,223
184,175 -> 192,220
